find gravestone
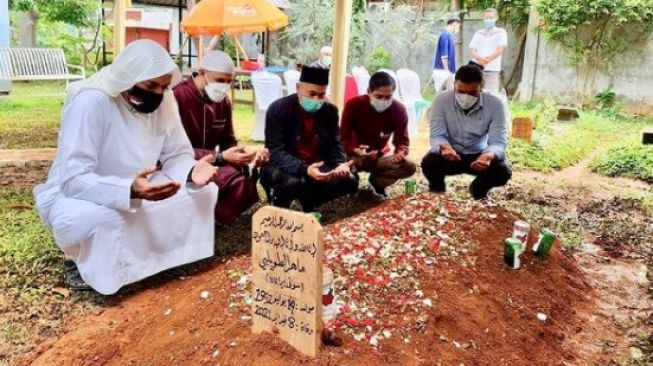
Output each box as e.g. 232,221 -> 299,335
643,127 -> 653,145
251,206 -> 323,358
557,106 -> 579,122
511,117 -> 534,143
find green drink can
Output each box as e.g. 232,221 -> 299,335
311,212 -> 323,225
405,178 -> 417,196
504,238 -> 523,269
532,229 -> 556,259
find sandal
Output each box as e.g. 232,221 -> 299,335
64,260 -> 93,291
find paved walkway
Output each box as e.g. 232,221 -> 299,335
0,148 -> 56,167
0,121 -> 433,167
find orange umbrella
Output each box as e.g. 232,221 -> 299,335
181,0 -> 289,36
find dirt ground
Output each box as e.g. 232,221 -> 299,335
11,186 -> 651,366
2,123 -> 652,365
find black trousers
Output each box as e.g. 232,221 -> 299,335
421,151 -> 512,199
260,165 -> 359,212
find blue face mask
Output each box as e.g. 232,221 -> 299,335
300,97 -> 324,113
484,19 -> 496,29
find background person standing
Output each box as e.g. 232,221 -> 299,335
468,8 -> 508,94
434,15 -> 462,74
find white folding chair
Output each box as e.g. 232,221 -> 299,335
251,71 -> 283,142
351,66 -> 370,96
431,69 -> 453,93
283,69 -> 300,96
397,68 -> 432,137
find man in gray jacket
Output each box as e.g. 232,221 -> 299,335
421,64 -> 511,199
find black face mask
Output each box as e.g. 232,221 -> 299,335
126,85 -> 164,114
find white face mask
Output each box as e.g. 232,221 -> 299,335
370,97 -> 392,113
321,56 -> 332,67
204,77 -> 231,103
455,92 -> 479,110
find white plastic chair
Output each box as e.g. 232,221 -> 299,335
283,69 -> 300,96
351,66 -> 370,96
431,69 -> 452,93
378,68 -> 401,100
251,71 -> 283,141
397,68 -> 431,137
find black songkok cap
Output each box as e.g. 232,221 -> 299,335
299,66 -> 330,86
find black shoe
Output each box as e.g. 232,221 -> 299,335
299,201 -> 316,213
429,182 -> 446,193
64,260 -> 92,291
368,178 -> 388,199
469,180 -> 489,200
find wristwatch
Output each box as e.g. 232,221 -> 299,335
214,152 -> 226,167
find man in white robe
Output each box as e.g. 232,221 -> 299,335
34,40 -> 220,295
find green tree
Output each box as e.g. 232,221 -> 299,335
10,0 -> 97,28
10,0 -> 101,69
275,0 -> 367,66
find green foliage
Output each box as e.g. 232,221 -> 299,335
594,88 -> 616,109
591,141 -> 653,183
10,0 -> 98,28
275,0 -> 366,66
508,127 -> 594,172
0,188 -> 61,295
465,0 -> 531,29
508,103 -> 646,172
366,47 -> 393,73
365,5 -> 444,73
275,1 -> 445,74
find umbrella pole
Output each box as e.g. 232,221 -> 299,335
233,35 -> 241,68
234,36 -> 248,61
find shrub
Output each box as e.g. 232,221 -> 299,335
591,142 -> 653,183
366,47 -> 393,73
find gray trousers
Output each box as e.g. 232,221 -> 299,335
483,71 -> 501,94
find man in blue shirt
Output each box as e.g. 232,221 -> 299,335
434,15 -> 461,73
421,64 -> 511,199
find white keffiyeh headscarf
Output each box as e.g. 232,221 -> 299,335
68,39 -> 182,135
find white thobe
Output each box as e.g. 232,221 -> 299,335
34,89 -> 218,295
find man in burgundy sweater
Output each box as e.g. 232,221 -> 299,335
260,66 -> 358,213
340,71 -> 417,198
173,50 -> 268,223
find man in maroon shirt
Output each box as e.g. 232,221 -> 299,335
341,71 -> 417,198
173,50 -> 268,223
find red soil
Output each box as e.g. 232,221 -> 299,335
22,193 -> 592,366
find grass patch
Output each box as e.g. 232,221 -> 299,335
0,187 -> 61,296
0,81 -> 258,149
591,140 -> 653,183
507,102 -> 649,172
0,82 -> 64,149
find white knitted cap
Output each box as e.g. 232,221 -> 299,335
200,50 -> 235,74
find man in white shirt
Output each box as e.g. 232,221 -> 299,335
34,40 -> 220,295
468,8 -> 508,94
310,45 -> 332,69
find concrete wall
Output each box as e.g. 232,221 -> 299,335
528,33 -> 653,110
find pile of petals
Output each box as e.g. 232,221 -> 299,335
227,194 -> 491,348
323,194 -> 482,347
